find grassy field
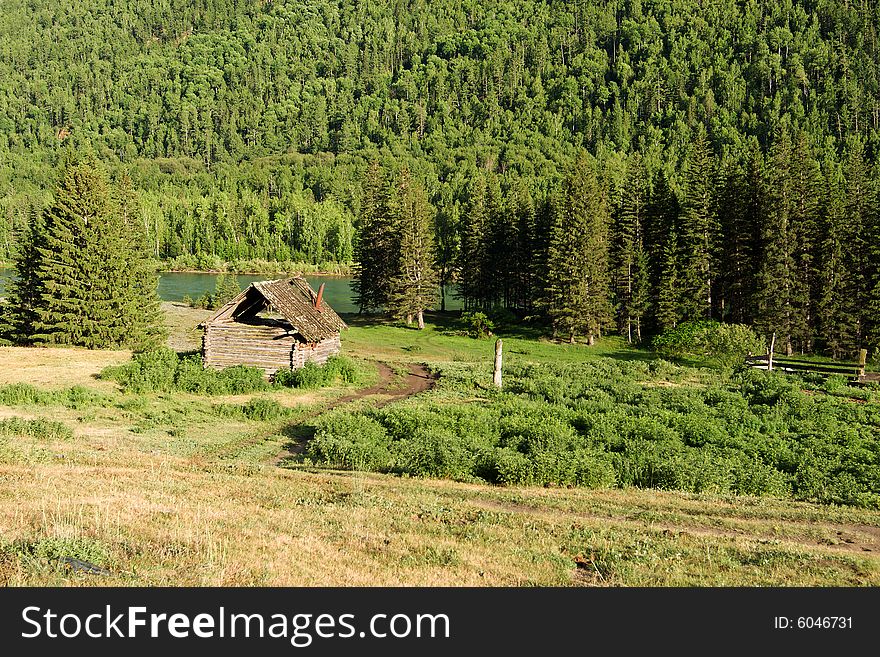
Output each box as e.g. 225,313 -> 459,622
0,309 -> 878,585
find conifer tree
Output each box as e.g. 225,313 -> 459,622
509,179 -> 536,312
716,146 -> 762,325
838,142 -> 874,353
0,211 -> 46,343
788,132 -> 823,353
31,158 -> 165,349
457,174 -> 490,310
645,171 -> 681,331
816,169 -> 848,358
114,171 -> 166,349
612,154 -> 650,343
655,229 -> 681,330
544,153 -> 612,344
388,169 -> 439,329
352,161 -> 395,313
677,127 -> 717,321
755,131 -> 799,355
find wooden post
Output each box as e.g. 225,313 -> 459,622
493,338 -> 503,388
768,332 -> 776,372
859,348 -> 868,380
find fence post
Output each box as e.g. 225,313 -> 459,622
768,332 -> 776,372
859,349 -> 868,380
493,338 -> 503,389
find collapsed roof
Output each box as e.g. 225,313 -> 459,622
202,277 -> 347,343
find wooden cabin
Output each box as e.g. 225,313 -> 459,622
200,277 -> 347,378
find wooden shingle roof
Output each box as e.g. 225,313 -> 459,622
203,277 -> 347,343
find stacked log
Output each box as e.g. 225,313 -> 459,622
203,322 -> 342,377
291,335 -> 341,369
203,321 -> 296,375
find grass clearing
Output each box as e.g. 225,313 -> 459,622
0,307 -> 878,585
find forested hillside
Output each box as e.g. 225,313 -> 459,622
2,0 -> 880,354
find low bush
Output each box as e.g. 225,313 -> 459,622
0,417 -> 73,441
100,348 -> 270,395
300,358 -> 880,507
653,320 -> 766,368
102,350 -> 369,395
460,312 -> 495,338
274,356 -> 370,389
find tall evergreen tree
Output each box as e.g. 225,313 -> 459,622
352,161 -> 395,313
716,146 -> 762,324
509,179 -> 536,312
457,174 -> 490,310
114,171 -> 166,349
0,210 -> 46,343
755,131 -> 800,355
612,154 -> 650,343
788,132 -> 823,353
677,127 -> 717,321
31,158 -> 165,349
544,153 -> 612,344
838,142 -> 875,354
816,168 -> 849,359
645,171 -> 681,331
388,168 -> 439,329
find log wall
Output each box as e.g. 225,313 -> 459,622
291,334 -> 342,369
202,322 -> 342,377
203,322 -> 296,376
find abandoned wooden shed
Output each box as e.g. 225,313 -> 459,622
200,277 -> 347,377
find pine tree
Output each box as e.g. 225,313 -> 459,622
716,146 -> 762,325
0,211 -> 46,343
755,131 -> 799,355
544,153 -> 612,344
677,127 -> 717,321
352,161 -> 395,313
31,159 -> 165,349
457,174 -> 490,310
816,169 -> 848,358
645,171 -> 681,331
788,132 -> 823,353
838,142 -> 875,354
509,179 -> 536,312
114,171 -> 166,349
612,154 -> 650,343
655,229 -> 681,331
388,169 -> 439,329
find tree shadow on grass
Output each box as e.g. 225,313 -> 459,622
279,421 -> 318,457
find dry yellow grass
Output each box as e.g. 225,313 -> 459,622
0,346 -> 129,390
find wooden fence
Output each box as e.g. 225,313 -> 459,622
744,345 -> 879,383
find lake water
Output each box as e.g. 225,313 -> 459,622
0,270 -> 461,313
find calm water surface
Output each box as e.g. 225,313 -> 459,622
0,270 -> 461,313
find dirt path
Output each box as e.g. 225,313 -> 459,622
269,362 -> 435,464
470,499 -> 880,556
196,362 -> 435,466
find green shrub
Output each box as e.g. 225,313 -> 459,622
461,311 -> 495,338
0,417 -> 73,441
653,320 -> 766,367
100,348 -> 268,395
307,413 -> 392,470
240,397 -> 288,421
275,356 -> 368,389
292,358 -> 880,507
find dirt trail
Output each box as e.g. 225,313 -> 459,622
269,362 -> 435,464
196,362 -> 435,465
470,499 -> 880,556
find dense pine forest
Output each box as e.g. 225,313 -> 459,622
2,0 -> 880,355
